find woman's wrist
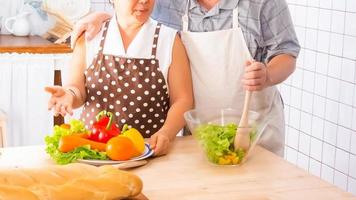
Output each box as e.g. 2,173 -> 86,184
64,86 -> 83,103
158,126 -> 177,142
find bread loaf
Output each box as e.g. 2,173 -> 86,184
0,163 -> 143,200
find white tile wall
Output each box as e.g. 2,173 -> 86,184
334,171 -> 348,190
285,0 -> 356,195
333,0 -> 346,11
335,148 -> 349,174
331,11 -> 345,34
300,112 -> 312,134
91,0 -> 356,195
321,164 -> 334,184
310,137 -> 323,161
337,127 -> 352,151
351,133 -> 356,155
339,81 -> 354,105
298,152 -> 310,171
346,0 -> 356,12
324,121 -> 337,145
316,53 -> 329,75
312,116 -> 324,139
309,158 -> 322,176
301,91 -> 313,112
348,177 -> 356,195
322,142 -> 336,167
299,132 -> 311,154
286,146 -> 298,165
350,154 -> 356,178
341,59 -> 355,83
344,36 -> 356,60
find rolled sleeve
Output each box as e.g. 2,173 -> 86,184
260,0 -> 300,63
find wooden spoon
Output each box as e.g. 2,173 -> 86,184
234,90 -> 252,151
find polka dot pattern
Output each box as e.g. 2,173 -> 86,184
81,22 -> 169,138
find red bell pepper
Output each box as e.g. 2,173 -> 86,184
89,110 -> 121,143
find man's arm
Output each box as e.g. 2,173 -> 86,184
71,12 -> 112,48
242,54 -> 296,91
265,54 -> 296,86
242,0 -> 299,91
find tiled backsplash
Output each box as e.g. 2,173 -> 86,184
90,0 -> 356,195
284,0 -> 356,195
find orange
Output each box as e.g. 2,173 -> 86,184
106,136 -> 136,161
123,128 -> 145,156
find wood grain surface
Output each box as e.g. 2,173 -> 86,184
0,35 -> 72,54
0,136 -> 355,199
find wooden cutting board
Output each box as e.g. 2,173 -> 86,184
127,193 -> 149,200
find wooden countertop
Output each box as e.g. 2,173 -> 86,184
0,136 -> 355,200
0,35 -> 72,54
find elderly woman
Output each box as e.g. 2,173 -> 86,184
45,0 -> 194,156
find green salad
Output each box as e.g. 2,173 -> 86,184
45,120 -> 108,165
195,123 -> 256,165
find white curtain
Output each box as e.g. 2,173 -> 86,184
0,53 -> 71,146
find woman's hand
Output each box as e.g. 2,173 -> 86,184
149,131 -> 172,156
45,86 -> 74,117
242,60 -> 270,91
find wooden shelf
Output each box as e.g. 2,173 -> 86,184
0,35 -> 72,54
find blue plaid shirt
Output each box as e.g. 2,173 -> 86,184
152,0 -> 300,63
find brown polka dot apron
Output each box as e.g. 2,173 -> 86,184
81,21 -> 170,138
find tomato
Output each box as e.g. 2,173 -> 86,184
106,136 -> 136,161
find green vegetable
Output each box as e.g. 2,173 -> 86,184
45,119 -> 108,165
195,123 -> 256,165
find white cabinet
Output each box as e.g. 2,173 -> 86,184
0,53 -> 71,146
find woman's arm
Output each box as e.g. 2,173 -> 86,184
66,35 -> 88,108
149,35 -> 194,155
161,35 -> 194,140
71,12 -> 112,48
45,35 -> 88,116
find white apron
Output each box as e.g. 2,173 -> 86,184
180,3 -> 285,156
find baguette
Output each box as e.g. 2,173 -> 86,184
0,163 -> 143,200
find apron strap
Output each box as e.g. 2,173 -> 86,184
151,23 -> 162,59
232,5 -> 239,28
182,0 -> 190,31
97,20 -> 110,56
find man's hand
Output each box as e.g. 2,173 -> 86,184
71,12 -> 112,48
242,60 -> 270,91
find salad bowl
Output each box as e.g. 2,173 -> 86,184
184,108 -> 268,166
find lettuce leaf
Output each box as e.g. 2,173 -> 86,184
45,119 -> 108,165
195,123 -> 252,164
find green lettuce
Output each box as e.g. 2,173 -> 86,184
45,120 -> 108,165
195,123 -> 256,164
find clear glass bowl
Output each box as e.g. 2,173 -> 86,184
184,108 -> 268,166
